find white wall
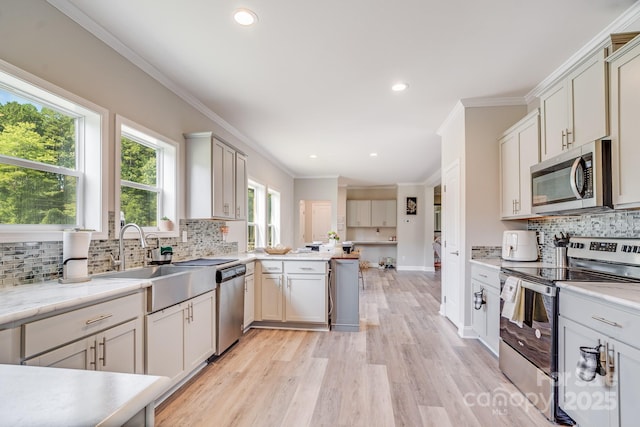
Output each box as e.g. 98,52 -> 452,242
0,0 -> 294,248
396,184 -> 428,270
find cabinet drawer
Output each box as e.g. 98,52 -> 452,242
245,261 -> 255,275
471,264 -> 500,290
260,260 -> 283,273
284,261 -> 328,274
559,289 -> 640,347
23,292 -> 144,359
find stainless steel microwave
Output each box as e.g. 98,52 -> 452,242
530,140 -> 612,215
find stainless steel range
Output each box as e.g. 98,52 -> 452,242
499,237 -> 640,424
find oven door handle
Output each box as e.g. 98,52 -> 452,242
519,280 -> 556,297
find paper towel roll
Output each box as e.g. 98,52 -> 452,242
63,230 -> 92,262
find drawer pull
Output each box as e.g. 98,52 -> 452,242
300,267 -> 314,271
99,336 -> 106,367
591,316 -> 621,327
85,314 -> 113,325
479,273 -> 488,278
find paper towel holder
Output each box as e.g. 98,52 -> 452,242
59,257 -> 91,284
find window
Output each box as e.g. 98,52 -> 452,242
116,116 -> 177,234
267,188 -> 280,246
247,180 -> 265,250
0,60 -> 106,241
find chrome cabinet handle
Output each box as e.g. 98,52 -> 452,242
86,314 -> 113,325
479,273 -> 488,278
450,251 -> 459,256
592,315 -> 620,327
300,267 -> 313,271
99,336 -> 106,367
90,341 -> 96,367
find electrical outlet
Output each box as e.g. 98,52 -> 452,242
537,231 -> 544,244
182,230 -> 188,243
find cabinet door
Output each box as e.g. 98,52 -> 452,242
261,273 -> 283,321
347,200 -> 371,227
97,318 -> 143,374
146,303 -> 186,382
471,279 -> 487,338
235,152 -> 247,220
24,338 -> 92,370
558,316 -> 613,427
213,139 -> 235,218
371,200 -> 396,227
244,273 -> 255,329
540,82 -> 567,161
499,132 -> 519,218
615,339 -> 640,427
610,40 -> 640,208
185,292 -> 215,372
567,49 -> 608,148
516,113 -> 540,217
285,274 -> 327,323
484,286 -> 500,354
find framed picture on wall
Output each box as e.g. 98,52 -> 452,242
406,197 -> 417,215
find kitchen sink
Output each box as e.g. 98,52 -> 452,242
99,265 -> 217,313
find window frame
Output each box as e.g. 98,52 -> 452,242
267,188 -> 281,247
247,179 -> 265,251
115,115 -> 179,238
0,59 -> 107,242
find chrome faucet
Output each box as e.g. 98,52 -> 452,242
116,223 -> 148,271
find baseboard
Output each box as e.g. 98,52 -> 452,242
458,325 -> 478,339
396,265 -> 436,272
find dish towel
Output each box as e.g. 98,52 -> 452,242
501,276 -> 524,327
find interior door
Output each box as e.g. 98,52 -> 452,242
442,160 -> 461,328
311,201 -> 332,241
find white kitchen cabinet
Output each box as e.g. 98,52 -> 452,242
469,263 -> 500,355
347,200 -> 372,227
499,110 -> 539,219
185,132 -> 248,219
25,318 -> 143,374
22,292 -> 144,374
371,200 -> 397,227
558,288 -> 640,426
258,260 -> 328,326
146,291 -> 215,385
540,49 -> 608,161
243,262 -> 255,330
608,35 -> 640,209
0,327 -> 20,364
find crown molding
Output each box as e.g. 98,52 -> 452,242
47,0 -> 295,178
525,0 -> 640,103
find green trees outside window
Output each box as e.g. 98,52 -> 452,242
120,136 -> 159,227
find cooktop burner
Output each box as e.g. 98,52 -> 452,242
173,258 -> 237,267
502,266 -> 640,284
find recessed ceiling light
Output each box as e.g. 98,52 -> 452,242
391,82 -> 409,92
370,153 -> 378,157
309,154 -> 317,159
233,8 -> 258,26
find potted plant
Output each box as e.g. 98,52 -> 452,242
327,230 -> 340,246
158,216 -> 174,232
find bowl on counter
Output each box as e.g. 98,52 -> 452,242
264,246 -> 292,255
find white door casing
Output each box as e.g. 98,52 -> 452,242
442,160 -> 462,328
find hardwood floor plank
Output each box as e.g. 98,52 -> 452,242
156,269 -> 555,427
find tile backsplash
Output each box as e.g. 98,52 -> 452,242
0,212 -> 237,287
528,210 -> 640,263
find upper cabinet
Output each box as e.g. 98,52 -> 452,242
371,200 -> 397,227
608,35 -> 640,209
185,132 -> 248,220
540,49 -> 608,161
346,200 -> 371,227
500,110 -> 540,219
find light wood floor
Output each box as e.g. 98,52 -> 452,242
156,269 -> 554,427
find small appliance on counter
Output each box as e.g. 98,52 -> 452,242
59,229 -> 92,283
501,230 -> 538,261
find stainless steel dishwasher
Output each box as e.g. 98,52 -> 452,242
216,264 -> 246,355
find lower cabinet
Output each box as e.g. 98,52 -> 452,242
22,292 -> 145,374
470,263 -> 500,355
0,327 -> 20,364
146,291 -> 215,386
258,260 -> 328,326
558,288 -> 640,427
243,262 -> 255,330
25,318 -> 143,374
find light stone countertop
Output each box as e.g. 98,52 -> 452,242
557,281 -> 640,312
0,364 -> 169,427
0,277 -> 151,327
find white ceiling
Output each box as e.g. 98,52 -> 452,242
52,0 -> 638,186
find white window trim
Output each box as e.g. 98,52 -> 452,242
115,115 -> 179,239
248,179 -> 265,250
267,187 -> 281,246
0,59 -> 108,242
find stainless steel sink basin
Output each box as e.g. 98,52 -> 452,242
99,265 -> 217,313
